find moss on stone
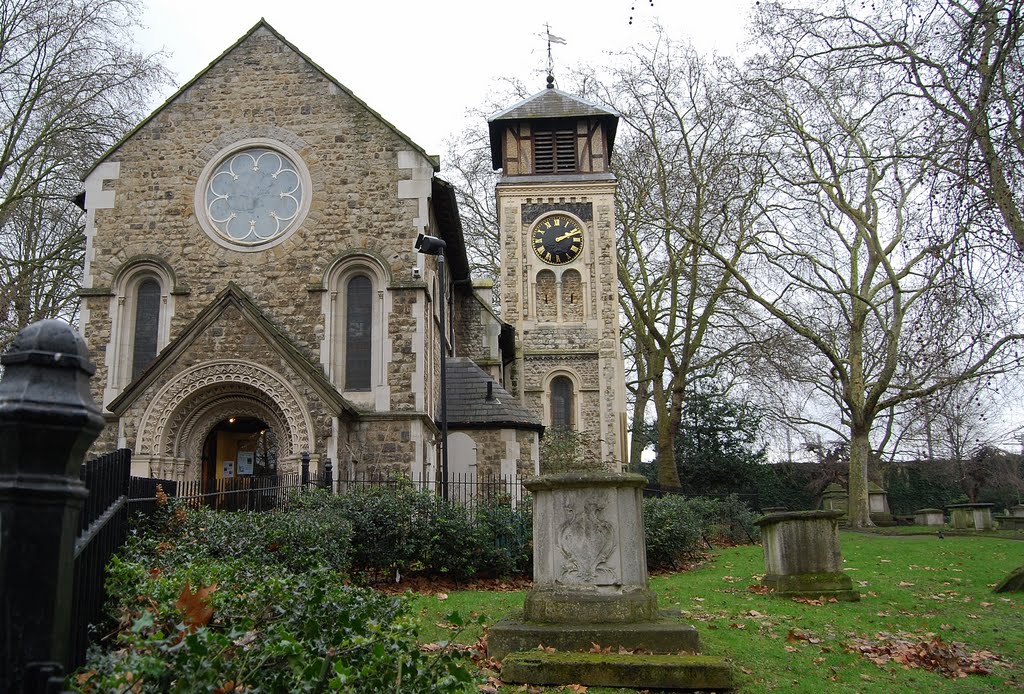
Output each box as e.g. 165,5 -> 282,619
500,650 -> 734,690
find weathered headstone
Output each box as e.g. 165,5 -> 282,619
755,510 -> 859,601
913,508 -> 945,526
867,482 -> 894,525
947,503 -> 995,530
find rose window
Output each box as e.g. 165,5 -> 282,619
204,147 -> 304,245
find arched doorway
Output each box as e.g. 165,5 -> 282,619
201,416 -> 280,493
135,360 -> 315,481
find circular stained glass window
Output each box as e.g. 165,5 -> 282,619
199,144 -> 309,248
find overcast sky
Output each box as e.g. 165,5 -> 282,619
137,0 -> 756,156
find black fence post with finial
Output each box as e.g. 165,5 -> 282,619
301,451 -> 310,488
322,457 -> 333,492
0,319 -> 104,693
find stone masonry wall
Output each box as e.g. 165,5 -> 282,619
82,27 -> 433,418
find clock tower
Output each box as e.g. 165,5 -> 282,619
488,78 -> 628,468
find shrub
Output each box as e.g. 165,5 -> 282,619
82,560 -> 474,692
334,483 -> 434,579
141,489 -> 351,574
642,494 -> 759,571
473,498 -> 533,578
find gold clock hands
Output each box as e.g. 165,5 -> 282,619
555,229 -> 581,242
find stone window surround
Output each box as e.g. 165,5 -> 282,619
193,138 -> 313,252
542,369 -> 582,430
105,259 -> 175,405
322,253 -> 391,410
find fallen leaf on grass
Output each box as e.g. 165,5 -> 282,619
791,596 -> 837,606
897,581 -> 915,587
436,592 -> 449,601
748,585 -> 772,595
538,644 -> 556,653
844,632 -> 1004,679
784,645 -> 799,652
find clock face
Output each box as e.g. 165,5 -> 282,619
531,214 -> 584,265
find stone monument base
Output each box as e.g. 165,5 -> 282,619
523,585 -> 658,623
489,611 -> 701,661
761,571 -> 860,601
500,651 -> 734,691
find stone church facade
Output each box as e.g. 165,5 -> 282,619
78,21 -> 626,484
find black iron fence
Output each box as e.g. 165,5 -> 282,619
70,449 -> 132,672
337,471 -> 526,511
130,468 -> 333,514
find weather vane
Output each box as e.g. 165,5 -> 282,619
540,23 -> 566,88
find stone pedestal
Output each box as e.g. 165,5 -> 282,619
914,508 -> 945,526
868,482 -> 894,525
994,514 -> 1024,530
755,510 -> 859,601
947,503 -> 995,530
524,472 -> 656,624
490,472 -> 732,689
1011,504 -> 1024,518
820,484 -> 848,524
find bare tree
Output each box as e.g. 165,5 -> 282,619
708,5 -> 1024,526
754,0 -> 1024,253
596,34 -> 767,488
0,0 -> 169,348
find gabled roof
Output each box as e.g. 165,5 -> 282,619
487,86 -> 619,169
446,357 -> 542,431
83,19 -> 439,181
107,282 -> 357,417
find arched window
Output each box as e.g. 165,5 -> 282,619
536,270 -> 557,321
345,274 -> 372,391
550,375 -> 575,429
131,278 -> 161,380
562,269 -> 583,321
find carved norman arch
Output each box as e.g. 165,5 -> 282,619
135,360 -> 314,464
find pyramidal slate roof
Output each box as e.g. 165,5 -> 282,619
446,357 -> 542,431
487,87 -> 619,170
489,87 -> 618,123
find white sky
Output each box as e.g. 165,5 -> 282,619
136,0 -> 755,157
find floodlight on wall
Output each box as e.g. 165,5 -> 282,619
415,233 -> 450,499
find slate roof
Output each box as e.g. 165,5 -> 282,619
445,357 -> 542,431
487,87 -> 619,170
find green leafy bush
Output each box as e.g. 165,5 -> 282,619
334,483 -> 434,579
642,494 -> 759,571
80,559 -> 473,692
473,498 -> 532,578
78,492 -> 476,693
141,489 -> 351,574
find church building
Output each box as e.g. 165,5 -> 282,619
78,21 -> 626,485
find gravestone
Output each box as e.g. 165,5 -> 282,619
490,471 -> 733,690
867,482 -> 894,525
947,503 -> 995,530
913,508 -> 945,526
755,510 -> 859,601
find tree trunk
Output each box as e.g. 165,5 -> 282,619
651,374 -> 682,489
847,427 -> 874,528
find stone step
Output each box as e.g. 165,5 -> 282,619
500,651 -> 734,691
488,612 -> 701,660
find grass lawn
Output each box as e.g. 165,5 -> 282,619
410,533 -> 1024,692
